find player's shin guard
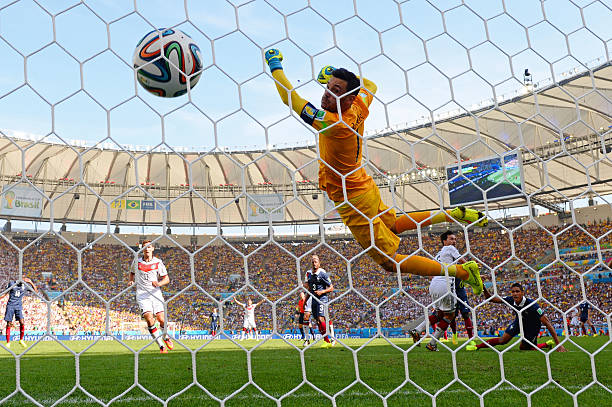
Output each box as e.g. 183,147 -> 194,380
19,324 -> 24,340
394,211 -> 450,234
5,326 -> 10,343
148,325 -> 165,349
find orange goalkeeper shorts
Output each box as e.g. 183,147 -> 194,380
335,185 -> 400,266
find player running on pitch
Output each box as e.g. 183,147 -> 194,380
466,283 -> 566,352
1,278 -> 38,348
209,307 -> 220,337
438,231 -> 474,344
578,301 -> 597,336
423,231 -> 464,351
264,49 -> 485,294
128,240 -> 174,354
304,255 -> 335,348
234,297 -> 264,340
296,291 -> 315,346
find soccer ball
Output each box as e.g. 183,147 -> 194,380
133,28 -> 203,98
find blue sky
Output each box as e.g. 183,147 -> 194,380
0,0 -> 610,151
0,0 -> 611,234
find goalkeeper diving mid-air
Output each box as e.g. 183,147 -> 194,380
264,49 -> 486,294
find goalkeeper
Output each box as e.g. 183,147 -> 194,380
265,49 -> 486,293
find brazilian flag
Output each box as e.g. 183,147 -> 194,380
126,200 -> 141,210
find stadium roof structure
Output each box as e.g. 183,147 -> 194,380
1,62 -> 611,226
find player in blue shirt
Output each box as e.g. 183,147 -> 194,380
209,307 -> 219,337
467,283 -> 566,352
578,302 -> 596,336
304,255 -> 334,348
1,278 -> 38,349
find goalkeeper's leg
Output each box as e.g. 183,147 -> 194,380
391,207 -> 488,233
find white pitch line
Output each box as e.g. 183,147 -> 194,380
2,384 -> 607,405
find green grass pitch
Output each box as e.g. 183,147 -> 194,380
0,336 -> 609,406
486,167 -> 522,186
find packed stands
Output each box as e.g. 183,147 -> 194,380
0,220 -> 610,337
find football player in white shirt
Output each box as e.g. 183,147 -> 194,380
569,308 -> 580,336
233,297 -> 264,340
425,231 -> 463,351
128,240 -> 173,354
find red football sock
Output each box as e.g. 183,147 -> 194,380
19,324 -> 24,340
318,320 -> 330,343
536,343 -> 548,349
5,326 -> 10,343
581,326 -> 586,335
437,318 -> 450,332
476,337 -> 501,349
464,317 -> 474,338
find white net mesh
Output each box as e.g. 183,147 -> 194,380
0,0 -> 611,406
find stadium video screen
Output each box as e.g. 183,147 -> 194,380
446,153 -> 524,206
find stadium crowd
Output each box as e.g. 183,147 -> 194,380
0,220 -> 610,337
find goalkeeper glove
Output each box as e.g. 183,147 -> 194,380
317,65 -> 336,84
265,49 -> 283,72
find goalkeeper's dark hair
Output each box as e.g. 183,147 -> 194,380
511,282 -> 523,291
440,230 -> 455,245
332,68 -> 360,96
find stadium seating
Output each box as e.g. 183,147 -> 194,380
1,220 -> 610,337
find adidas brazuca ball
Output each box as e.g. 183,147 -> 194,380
133,28 -> 203,98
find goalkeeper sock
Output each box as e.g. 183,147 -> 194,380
19,324 -> 24,340
5,326 -> 10,343
148,325 -> 164,349
394,254 -> 469,280
394,211 -> 450,234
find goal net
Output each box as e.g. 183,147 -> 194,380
0,0 -> 610,406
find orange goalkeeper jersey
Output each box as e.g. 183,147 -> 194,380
309,90 -> 376,202
270,69 -> 376,203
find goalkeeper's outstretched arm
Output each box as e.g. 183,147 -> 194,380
265,49 -> 309,116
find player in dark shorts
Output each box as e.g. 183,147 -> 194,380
209,308 -> 219,337
578,302 -> 597,336
304,255 -> 334,348
1,278 -> 38,349
452,280 -> 474,342
467,283 -> 566,352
